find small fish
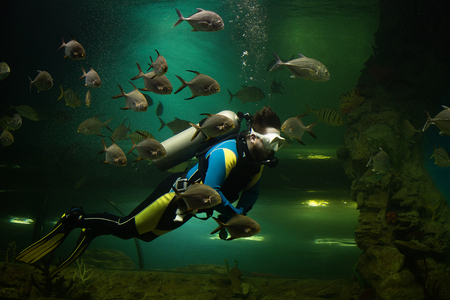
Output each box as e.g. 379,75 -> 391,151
112,82 -> 148,112
111,118 -> 131,141
156,101 -> 163,117
0,62 -> 10,81
190,114 -> 235,141
128,135 -> 166,162
175,70 -> 220,100
6,114 -> 22,131
402,119 -> 420,140
270,78 -> 284,94
158,117 -> 192,134
77,114 -> 113,136
423,106 -> 450,135
0,130 -> 14,147
98,138 -> 127,167
211,214 -> 261,240
57,33 -> 86,60
127,130 -> 154,144
131,63 -> 173,95
431,145 -> 450,168
366,147 -> 390,174
28,70 -> 53,92
270,52 -> 330,81
304,104 -> 343,126
173,183 -> 221,214
85,90 -> 92,108
58,86 -> 82,108
173,8 -> 224,32
146,50 -> 168,77
228,86 -> 265,104
79,64 -> 101,87
281,114 -> 317,145
8,104 -> 41,121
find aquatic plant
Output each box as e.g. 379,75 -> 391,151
224,258 -> 239,273
420,197 -> 445,222
73,258 -> 94,286
339,88 -> 365,115
5,241 -> 16,263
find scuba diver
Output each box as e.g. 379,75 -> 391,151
15,106 -> 285,278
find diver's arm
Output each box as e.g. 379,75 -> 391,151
235,180 -> 260,215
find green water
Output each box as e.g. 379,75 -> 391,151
0,0 -> 378,279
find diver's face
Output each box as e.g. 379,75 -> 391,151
248,127 -> 282,161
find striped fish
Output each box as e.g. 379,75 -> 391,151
305,104 -> 343,126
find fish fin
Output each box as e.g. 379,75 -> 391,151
120,107 -> 130,110
304,103 -> 313,114
57,37 -> 65,51
307,122 -> 317,139
146,55 -> 154,72
150,74 -> 157,79
422,110 -> 432,132
269,52 -> 283,72
199,113 -> 214,117
79,67 -> 86,80
98,138 -> 106,154
185,95 -> 198,100
227,89 -> 234,104
127,139 -> 137,155
189,123 -> 202,141
173,8 -> 184,28
57,86 -> 63,100
158,117 -> 166,131
103,118 -> 113,133
296,114 -> 308,119
28,76 -> 32,93
295,138 -> 306,146
111,84 -> 125,99
174,75 -> 188,94
138,88 -> 151,92
210,217 -> 225,234
129,81 -> 139,91
131,63 -> 144,80
186,70 -> 200,75
226,237 -> 237,241
297,53 -> 306,58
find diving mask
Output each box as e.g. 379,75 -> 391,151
249,128 -> 285,152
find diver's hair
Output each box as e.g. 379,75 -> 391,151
250,106 -> 281,133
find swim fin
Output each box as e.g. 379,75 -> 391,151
15,207 -> 83,264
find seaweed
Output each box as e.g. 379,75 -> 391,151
73,258 -> 94,286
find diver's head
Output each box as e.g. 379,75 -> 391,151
245,106 -> 284,164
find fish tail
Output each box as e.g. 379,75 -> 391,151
189,122 -> 202,141
28,76 -> 32,93
131,63 -> 144,80
127,138 -> 137,155
227,89 -> 235,104
304,103 -> 313,114
158,117 -> 166,131
269,52 -> 283,72
57,37 -> 65,51
174,75 -> 188,94
111,84 -> 125,99
307,122 -> 318,139
98,138 -> 107,154
210,217 -> 225,234
422,111 -> 432,132
78,67 -> 86,81
57,85 -> 64,100
103,118 -> 113,133
173,8 -> 184,28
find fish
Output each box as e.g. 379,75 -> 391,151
128,135 -> 166,162
270,78 -> 284,94
111,82 -> 148,111
127,130 -> 154,144
175,70 -> 220,100
158,117 -> 192,134
270,52 -> 330,81
79,64 -> 101,88
281,114 -> 317,145
227,86 -> 265,104
131,63 -> 173,95
156,101 -> 163,117
0,62 -> 10,81
173,183 -> 221,214
190,114 -> 235,141
211,214 -> 261,240
402,119 -> 420,140
146,50 -> 168,77
85,90 -> 92,108
8,104 -> 41,121
366,147 -> 390,175
173,8 -> 224,32
77,114 -> 113,136
111,118 -> 131,141
6,114 -> 22,131
0,130 -> 14,147
28,70 -> 53,92
362,124 -> 395,141
304,104 -> 343,126
58,86 -> 82,108
423,106 -> 450,135
57,33 -> 86,60
431,145 -> 450,167
98,138 -> 127,167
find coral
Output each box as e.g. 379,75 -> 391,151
73,258 -> 94,286
339,88 -> 365,115
420,197 -> 445,222
5,241 -> 16,263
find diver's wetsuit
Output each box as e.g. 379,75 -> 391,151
75,136 -> 263,242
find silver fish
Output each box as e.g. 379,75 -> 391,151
158,117 -> 191,134
146,50 -> 168,77
131,63 -> 173,95
6,114 -> 22,131
0,62 -> 10,81
173,183 -> 221,213
0,130 -> 14,147
28,70 -> 53,92
228,86 -> 265,104
79,65 -> 101,87
58,86 -> 81,108
111,82 -> 148,112
270,52 -> 330,81
77,114 -> 113,136
128,135 -> 166,162
211,214 -> 261,240
175,70 -> 220,100
173,8 -> 224,32
98,138 -> 127,167
423,106 -> 450,135
57,34 -> 86,60
127,130 -> 154,144
111,118 -> 131,141
9,104 -> 41,121
366,147 -> 390,174
190,113 -> 235,141
281,115 -> 317,145
431,145 -> 450,168
85,90 -> 92,108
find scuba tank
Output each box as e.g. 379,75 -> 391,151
153,110 -> 240,171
